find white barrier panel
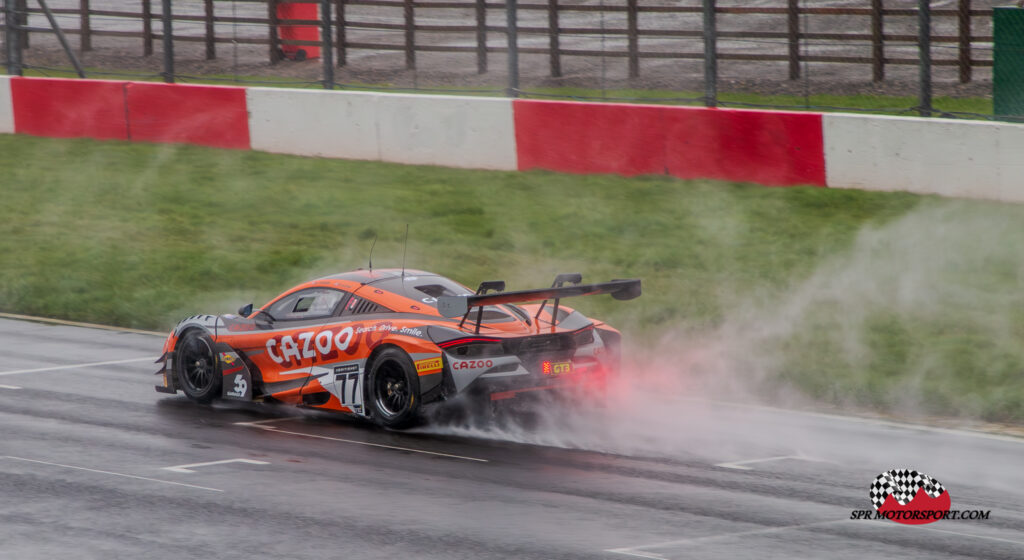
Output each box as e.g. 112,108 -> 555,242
247,88 -> 518,171
824,114 -> 1024,203
374,93 -> 517,170
0,76 -> 14,134
246,88 -> 379,160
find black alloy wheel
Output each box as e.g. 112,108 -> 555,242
367,348 -> 421,429
175,329 -> 222,403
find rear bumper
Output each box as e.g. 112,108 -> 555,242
467,365 -> 609,402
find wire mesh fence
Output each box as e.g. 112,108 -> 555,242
1,0 -> 1020,120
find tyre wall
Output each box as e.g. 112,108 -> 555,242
3,76 -> 1024,202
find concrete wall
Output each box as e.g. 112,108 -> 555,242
247,88 -> 518,170
4,76 -> 1024,203
0,77 -> 14,135
823,114 -> 1024,203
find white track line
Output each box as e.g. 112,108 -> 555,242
235,421 -> 489,463
0,312 -> 165,336
2,455 -> 223,492
607,520 -> 847,556
234,418 -> 294,426
0,357 -> 155,376
0,384 -> 21,390
162,458 -> 270,474
715,454 -> 832,470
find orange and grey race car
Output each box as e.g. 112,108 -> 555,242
155,269 -> 640,428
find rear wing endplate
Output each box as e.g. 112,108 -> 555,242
437,278 -> 642,320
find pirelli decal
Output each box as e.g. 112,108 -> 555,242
414,357 -> 443,376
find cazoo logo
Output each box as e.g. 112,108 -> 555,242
451,359 -> 493,370
266,327 -> 356,364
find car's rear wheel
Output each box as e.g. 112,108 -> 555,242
175,329 -> 221,404
367,348 -> 421,429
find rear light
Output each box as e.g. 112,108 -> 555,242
437,337 -> 501,349
438,337 -> 505,358
572,326 -> 595,346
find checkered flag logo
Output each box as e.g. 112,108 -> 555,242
870,469 -> 946,510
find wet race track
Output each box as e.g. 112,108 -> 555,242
1,317 -> 1022,559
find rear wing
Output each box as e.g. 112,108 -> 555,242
437,278 -> 642,321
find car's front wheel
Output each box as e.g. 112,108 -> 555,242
367,348 -> 421,429
174,329 -> 221,404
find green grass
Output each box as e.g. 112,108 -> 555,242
1,135 -> 1022,422
12,67 -> 993,117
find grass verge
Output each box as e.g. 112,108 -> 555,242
1,135 -> 1021,422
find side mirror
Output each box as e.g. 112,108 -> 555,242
237,303 -> 253,317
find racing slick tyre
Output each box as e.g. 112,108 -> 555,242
174,329 -> 222,404
367,348 -> 421,429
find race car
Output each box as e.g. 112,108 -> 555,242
155,268 -> 641,428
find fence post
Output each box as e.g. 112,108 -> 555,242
161,0 -> 174,83
627,0 -> 638,78
15,0 -> 26,49
335,0 -> 346,67
703,0 -> 717,107
80,0 -> 91,52
3,0 -> 11,73
4,0 -> 23,75
787,0 -> 799,80
204,0 -> 215,59
143,0 -> 153,56
957,0 -> 970,83
918,0 -> 931,116
507,0 -> 519,97
872,0 -> 883,81
404,0 -> 415,69
548,0 -> 559,77
476,0 -> 487,73
321,0 -> 333,88
268,0 -> 280,64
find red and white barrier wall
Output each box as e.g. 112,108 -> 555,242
1,75 -> 1022,202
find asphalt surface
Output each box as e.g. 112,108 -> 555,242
1,316 -> 1022,559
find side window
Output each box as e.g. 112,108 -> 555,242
266,288 -> 348,322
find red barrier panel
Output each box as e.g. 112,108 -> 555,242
513,99 -> 826,187
514,100 -> 666,176
11,77 -> 128,140
125,82 -> 250,149
664,108 -> 825,186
